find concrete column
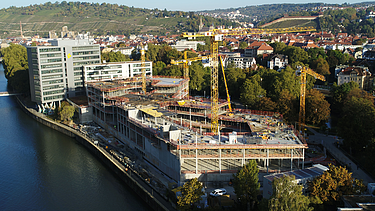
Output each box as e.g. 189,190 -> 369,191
219,149 -> 221,173
267,149 -> 269,173
291,149 -> 293,171
243,149 -> 245,166
196,148 -> 198,174
302,148 -> 305,169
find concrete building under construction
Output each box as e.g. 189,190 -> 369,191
87,76 -> 308,183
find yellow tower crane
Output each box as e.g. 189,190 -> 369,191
296,66 -> 326,137
170,51 -> 209,98
140,43 -> 146,94
181,26 -> 316,134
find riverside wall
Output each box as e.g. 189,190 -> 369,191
16,97 -> 172,211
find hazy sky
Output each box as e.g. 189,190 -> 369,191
0,0 -> 365,11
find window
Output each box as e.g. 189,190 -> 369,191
42,79 -> 64,85
72,46 -> 98,51
40,58 -> 62,63
41,69 -> 63,74
72,50 -> 99,56
42,74 -> 63,80
41,64 -> 62,69
43,89 -> 64,96
43,84 -> 64,91
39,53 -> 61,58
39,48 -> 61,53
73,55 -> 100,61
73,60 -> 100,66
43,94 -> 64,101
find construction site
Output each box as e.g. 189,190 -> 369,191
86,75 -> 308,183
84,26 -> 322,184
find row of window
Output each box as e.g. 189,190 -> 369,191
73,55 -> 100,61
43,89 -> 64,96
41,63 -> 62,69
42,79 -> 64,85
42,74 -> 63,80
73,50 -> 99,56
39,53 -> 61,58
44,94 -> 64,101
40,58 -> 62,64
72,46 -> 98,51
133,63 -> 151,67
73,60 -> 100,66
85,65 -> 122,70
39,48 -> 61,53
43,84 -> 64,91
41,68 -> 63,75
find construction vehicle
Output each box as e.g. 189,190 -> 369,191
181,26 -> 316,134
296,66 -> 325,137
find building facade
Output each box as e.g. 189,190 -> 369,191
83,61 -> 152,83
27,39 -> 101,105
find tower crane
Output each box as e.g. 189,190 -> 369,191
170,51 -> 209,98
181,26 -> 316,134
296,66 -> 325,137
140,43 -> 146,94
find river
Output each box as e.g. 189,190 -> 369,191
0,64 -> 149,211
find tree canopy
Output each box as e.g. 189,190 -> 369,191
1,44 -> 29,93
269,175 -> 312,211
233,160 -> 260,209
177,178 -> 204,211
308,164 -> 365,206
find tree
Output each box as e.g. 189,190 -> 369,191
338,93 -> 375,154
308,164 -> 365,206
240,75 -> 266,109
330,82 -> 358,116
239,41 -> 249,49
177,178 -> 204,211
1,43 -> 29,93
233,160 -> 260,209
282,46 -> 308,65
311,58 -> 330,75
305,89 -> 330,125
277,90 -> 298,123
270,42 -> 286,54
59,101 -> 76,122
258,97 -> 277,111
269,175 -> 312,211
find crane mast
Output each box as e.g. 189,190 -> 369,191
297,66 -> 325,137
140,43 -> 146,94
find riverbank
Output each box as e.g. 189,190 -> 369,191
15,96 -> 174,211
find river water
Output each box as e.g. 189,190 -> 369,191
0,64 -> 149,211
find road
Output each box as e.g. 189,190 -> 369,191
306,127 -> 374,185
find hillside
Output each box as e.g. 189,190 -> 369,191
0,2 -> 238,38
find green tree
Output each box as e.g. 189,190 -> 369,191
59,101 -> 76,122
310,58 -> 330,76
189,62 -> 209,92
269,175 -> 312,211
338,93 -> 375,154
270,42 -> 287,54
277,90 -> 298,123
305,89 -> 330,125
258,97 -> 277,111
233,160 -> 260,209
239,41 -> 249,49
1,43 -> 29,93
308,164 -> 365,206
177,178 -> 204,211
240,75 -> 266,109
330,82 -> 358,116
282,46 -> 308,65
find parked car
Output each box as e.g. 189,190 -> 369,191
210,188 -> 227,197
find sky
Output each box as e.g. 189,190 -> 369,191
0,0 -> 366,11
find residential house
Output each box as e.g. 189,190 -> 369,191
267,54 -> 288,70
226,56 -> 256,69
244,41 -> 273,57
337,66 -> 372,90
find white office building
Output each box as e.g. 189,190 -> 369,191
27,38 -> 101,105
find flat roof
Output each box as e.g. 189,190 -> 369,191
264,164 -> 328,182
